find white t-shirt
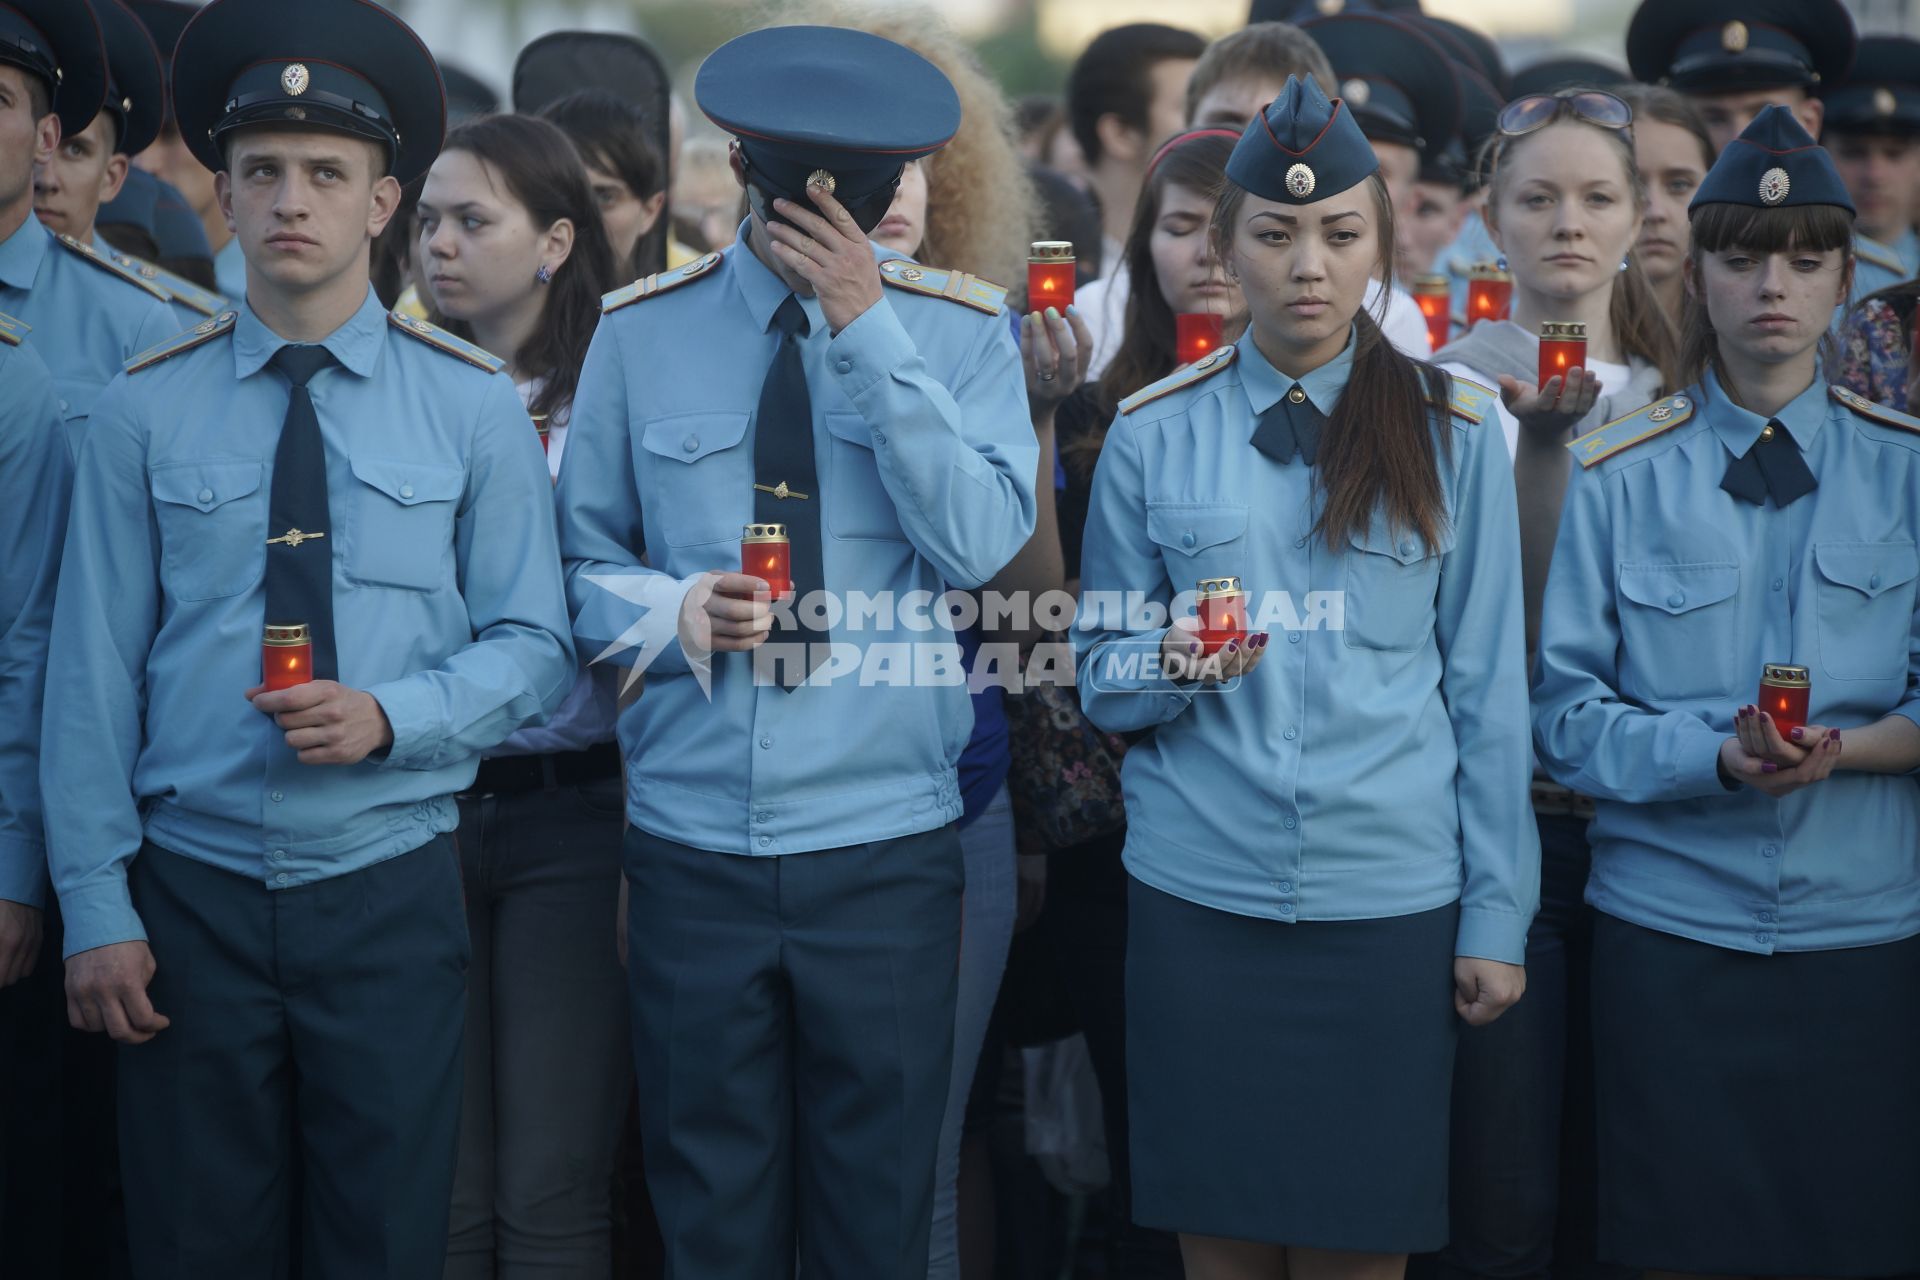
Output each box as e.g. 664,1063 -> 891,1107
1367,277 -> 1434,361
1435,356 -> 1634,461
1080,257 -> 1132,381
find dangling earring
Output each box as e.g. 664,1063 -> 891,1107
1619,258 -> 1630,273
1495,255 -> 1508,271
535,264 -> 554,285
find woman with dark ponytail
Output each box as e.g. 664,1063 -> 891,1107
1074,76 -> 1536,1279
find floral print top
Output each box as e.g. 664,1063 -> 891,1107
1837,295 -> 1916,413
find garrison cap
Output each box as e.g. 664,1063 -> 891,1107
1227,73 -> 1380,204
1690,103 -> 1854,213
0,0 -> 109,136
171,0 -> 446,184
1627,0 -> 1855,94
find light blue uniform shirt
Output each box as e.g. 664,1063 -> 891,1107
214,236 -> 246,301
1073,331 -> 1540,964
42,288 -> 576,957
1849,226 -> 1919,309
0,329 -> 70,908
556,229 -> 1037,856
0,215 -> 177,432
1533,368 -> 1920,955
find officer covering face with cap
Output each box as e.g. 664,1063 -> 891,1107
555,23 -> 1036,1278
38,0 -> 575,1273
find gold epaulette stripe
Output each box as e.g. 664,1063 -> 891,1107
54,232 -> 171,302
126,310 -> 237,373
1568,394 -> 1695,468
0,310 -> 26,347
602,252 -> 724,314
388,312 -> 506,373
1448,375 -> 1495,424
1832,384 -> 1920,435
1854,238 -> 1906,275
109,251 -> 224,317
876,259 -> 1007,315
1118,345 -> 1238,414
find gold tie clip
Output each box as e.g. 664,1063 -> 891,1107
267,528 -> 326,548
753,481 -> 810,501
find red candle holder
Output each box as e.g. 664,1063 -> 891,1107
263,622 -> 313,691
1411,273 -> 1451,352
1538,321 -> 1588,388
1467,263 -> 1512,327
1196,576 -> 1247,655
1175,313 -> 1225,366
1028,241 -> 1075,311
742,523 -> 791,598
1758,662 -> 1811,737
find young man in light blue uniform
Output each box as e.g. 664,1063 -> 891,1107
555,25 -> 1035,1278
38,0 -> 575,1273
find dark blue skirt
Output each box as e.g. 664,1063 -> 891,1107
1126,877 -> 1461,1251
1591,911 -> 1920,1275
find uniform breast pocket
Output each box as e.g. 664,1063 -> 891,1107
1813,541 -> 1918,682
638,412 -> 751,547
1145,503 -> 1248,589
149,460 -> 267,601
1615,562 -> 1741,700
824,411 -> 908,542
345,455 -> 465,591
1341,523 -> 1452,651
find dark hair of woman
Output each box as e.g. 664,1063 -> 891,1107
421,114 -> 619,421
1680,201 -> 1856,389
1480,117 -> 1684,392
538,88 -> 668,280
1211,171 -> 1457,553
370,174 -> 425,310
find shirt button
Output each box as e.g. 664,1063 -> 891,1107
1283,726 -> 1298,741
270,791 -> 284,803
759,836 -> 773,848
1399,539 -> 1416,557
873,431 -> 887,445
756,810 -> 771,823
1871,572 -> 1883,590
197,487 -> 213,504
1182,531 -> 1196,548
759,736 -> 772,749
683,435 -> 699,453
1278,880 -> 1292,891
270,848 -> 285,861
1762,844 -> 1778,858
1287,386 -> 1306,403
1758,911 -> 1774,923
1667,592 -> 1686,608
275,872 -> 289,885
1771,578 -> 1784,591
1754,931 -> 1771,944
1288,631 -> 1301,643
1279,903 -> 1295,916
1283,816 -> 1297,830
836,359 -> 852,374
1294,537 -> 1307,549
399,484 -> 415,500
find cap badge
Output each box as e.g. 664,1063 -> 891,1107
1285,163 -> 1316,199
1315,0 -> 1345,13
1875,87 -> 1898,116
1649,404 -> 1674,423
1341,78 -> 1370,107
281,63 -> 310,97
806,169 -> 837,194
1758,166 -> 1791,206
1721,21 -> 1749,54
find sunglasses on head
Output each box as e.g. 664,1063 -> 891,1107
1496,89 -> 1633,137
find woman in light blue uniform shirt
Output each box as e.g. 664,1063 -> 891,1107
1074,75 -> 1538,1278
1533,106 -> 1920,1278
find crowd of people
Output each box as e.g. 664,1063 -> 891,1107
1,0 -> 1918,1278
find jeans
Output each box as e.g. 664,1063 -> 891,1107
445,778 -> 632,1279
927,785 -> 1018,1280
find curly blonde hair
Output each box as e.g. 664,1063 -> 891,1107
755,2 -> 1042,298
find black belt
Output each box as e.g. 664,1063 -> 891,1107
468,741 -> 621,795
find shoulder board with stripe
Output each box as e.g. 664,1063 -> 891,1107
1448,375 -> 1496,424
1831,383 -> 1920,436
1567,393 -> 1696,468
107,250 -> 225,317
388,312 -> 506,373
877,260 -> 1007,315
1853,235 -> 1907,276
602,252 -> 724,314
0,310 -> 26,347
1118,345 -> 1238,415
126,309 -> 237,373
53,232 -> 170,302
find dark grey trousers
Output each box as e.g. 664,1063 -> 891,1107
119,836 -> 467,1279
623,823 -> 963,1280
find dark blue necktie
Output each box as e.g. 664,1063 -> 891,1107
1250,385 -> 1325,465
753,297 -> 826,688
1720,418 -> 1816,508
265,345 -> 339,681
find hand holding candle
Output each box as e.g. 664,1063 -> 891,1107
1757,663 -> 1811,736
1197,576 -> 1247,655
1538,322 -> 1587,389
1028,241 -> 1075,311
262,623 -> 313,691
1411,273 -> 1451,353
742,524 -> 792,598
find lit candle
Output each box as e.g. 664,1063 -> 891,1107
1196,576 -> 1247,656
262,622 -> 313,691
742,523 -> 791,599
1538,321 -> 1588,389
1758,663 -> 1811,737
1027,241 -> 1075,311
1467,262 -> 1512,327
1411,273 -> 1451,353
1175,312 -> 1225,366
